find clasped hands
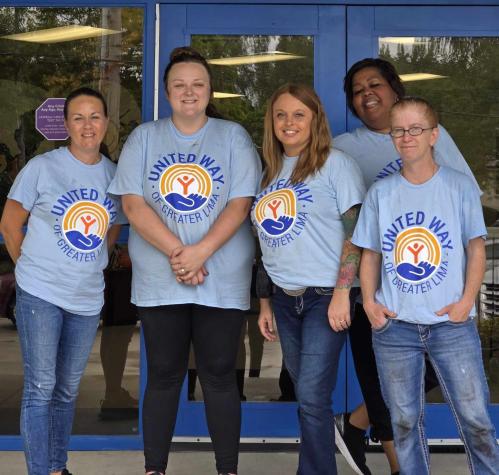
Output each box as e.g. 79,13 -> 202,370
169,243 -> 209,286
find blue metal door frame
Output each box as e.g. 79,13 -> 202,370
2,0 -> 498,450
347,4 -> 499,440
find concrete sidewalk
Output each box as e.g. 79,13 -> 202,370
0,450 -> 471,474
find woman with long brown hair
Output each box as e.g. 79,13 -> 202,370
253,83 -> 365,475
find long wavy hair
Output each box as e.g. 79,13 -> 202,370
262,83 -> 332,188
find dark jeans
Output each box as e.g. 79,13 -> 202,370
272,287 -> 354,475
350,303 -> 440,442
139,304 -> 245,474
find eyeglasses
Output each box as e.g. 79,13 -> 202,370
390,126 -> 436,138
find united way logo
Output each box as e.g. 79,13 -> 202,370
62,201 -> 109,252
254,189 -> 297,237
160,164 -> 212,213
394,227 -> 441,282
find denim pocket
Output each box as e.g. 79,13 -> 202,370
447,317 -> 472,326
314,287 -> 334,296
372,318 -> 393,334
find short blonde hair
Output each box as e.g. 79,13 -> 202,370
390,96 -> 439,127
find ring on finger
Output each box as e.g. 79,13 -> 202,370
180,268 -> 186,274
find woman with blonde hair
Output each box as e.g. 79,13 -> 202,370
253,83 -> 365,475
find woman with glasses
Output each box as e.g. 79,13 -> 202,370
254,83 -> 365,475
333,58 -> 480,475
352,96 -> 499,474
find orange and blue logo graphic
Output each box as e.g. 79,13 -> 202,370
254,189 -> 297,237
394,227 -> 441,282
62,201 -> 109,252
159,164 -> 212,213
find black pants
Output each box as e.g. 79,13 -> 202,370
350,303 -> 439,442
139,304 -> 245,473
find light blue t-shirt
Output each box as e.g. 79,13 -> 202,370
9,147 -> 123,316
251,150 -> 366,290
334,125 -> 480,190
108,117 -> 261,310
352,166 -> 486,324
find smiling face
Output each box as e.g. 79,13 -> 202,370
351,66 -> 399,133
272,92 -> 313,157
391,104 -> 438,166
166,61 -> 211,125
64,95 -> 108,159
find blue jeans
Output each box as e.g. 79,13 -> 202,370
16,285 -> 100,475
373,318 -> 499,475
272,287 -> 352,475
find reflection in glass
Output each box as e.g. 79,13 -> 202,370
193,35 -> 313,152
189,35 -> 313,402
379,37 -> 499,403
0,6 -> 143,435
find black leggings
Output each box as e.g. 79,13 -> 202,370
139,304 -> 245,474
350,303 -> 439,442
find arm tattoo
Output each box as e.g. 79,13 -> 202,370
341,204 -> 361,241
336,241 -> 361,289
335,205 -> 362,289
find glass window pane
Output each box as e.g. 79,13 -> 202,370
193,35 -> 313,152
379,36 -> 499,404
189,35 -> 313,403
0,6 -> 143,435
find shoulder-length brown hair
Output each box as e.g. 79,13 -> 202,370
261,83 -> 332,188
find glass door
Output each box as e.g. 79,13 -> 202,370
0,6 -> 146,449
347,5 -> 499,441
158,3 -> 347,439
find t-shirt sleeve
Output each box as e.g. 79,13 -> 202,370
108,126 -> 146,197
351,188 -> 381,253
460,177 -> 487,246
112,196 -> 128,225
434,125 -> 481,194
7,158 -> 41,212
330,150 -> 366,215
228,125 -> 262,200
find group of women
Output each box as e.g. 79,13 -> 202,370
1,45 -> 498,475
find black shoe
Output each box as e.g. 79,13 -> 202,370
334,413 -> 372,475
61,470 -> 72,475
249,369 -> 260,378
